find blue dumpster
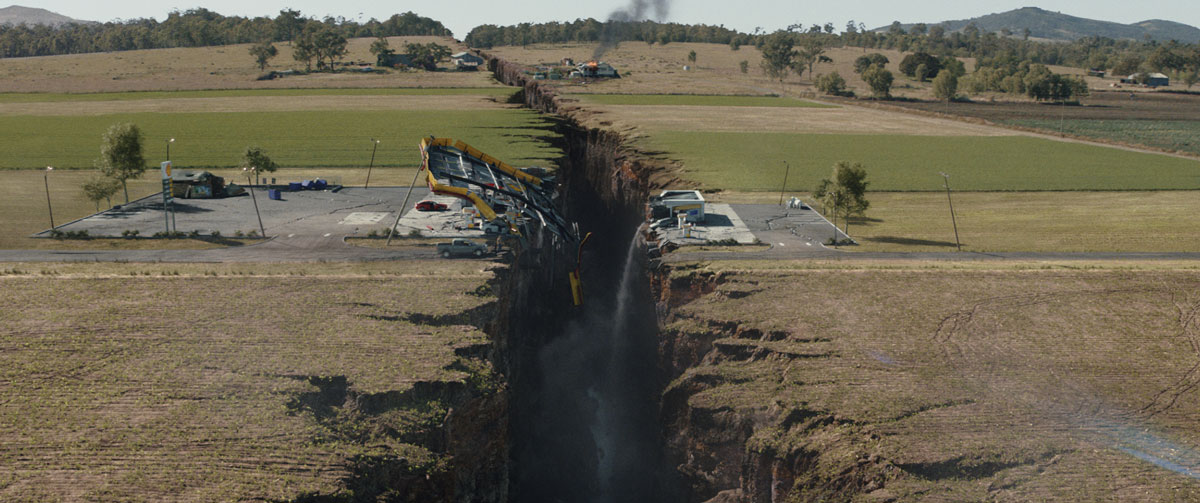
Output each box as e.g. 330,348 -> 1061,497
268,189 -> 282,200
288,182 -> 302,191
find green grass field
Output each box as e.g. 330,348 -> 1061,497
0,109 -> 558,170
0,87 -> 514,103
1004,119 -> 1200,156
571,94 -> 834,107
646,132 -> 1200,191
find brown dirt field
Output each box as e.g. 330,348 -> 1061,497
666,263 -> 1200,500
0,94 -> 510,116
0,262 -> 497,501
886,89 -> 1200,122
0,36 -> 493,93
578,103 -> 1016,136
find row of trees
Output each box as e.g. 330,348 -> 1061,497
0,9 -> 449,58
465,19 -> 749,49
80,123 -> 279,209
464,18 -> 1199,80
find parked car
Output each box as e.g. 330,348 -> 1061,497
415,200 -> 448,211
437,238 -> 488,258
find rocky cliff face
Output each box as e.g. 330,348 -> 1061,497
485,54 -> 900,502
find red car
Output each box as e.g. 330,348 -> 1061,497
415,200 -> 448,211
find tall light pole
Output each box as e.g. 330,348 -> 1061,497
778,161 -> 791,206
939,172 -> 961,252
166,138 -> 176,233
386,162 -> 426,246
244,167 -> 266,237
364,138 -> 380,188
44,166 -> 55,230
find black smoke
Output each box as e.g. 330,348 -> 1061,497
594,0 -> 671,59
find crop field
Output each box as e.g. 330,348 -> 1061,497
646,131 -> 1200,192
0,261 -> 497,502
568,94 -> 832,107
1004,119 -> 1200,156
0,108 -> 558,170
665,262 -> 1200,501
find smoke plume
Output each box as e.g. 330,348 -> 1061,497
594,0 -> 671,59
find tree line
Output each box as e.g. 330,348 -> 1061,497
464,18 -> 1199,80
465,19 -> 751,49
0,8 -> 450,58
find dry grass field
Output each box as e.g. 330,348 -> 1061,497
664,261 -> 1200,500
0,261 -> 498,502
713,191 -> 1200,253
0,36 -> 494,93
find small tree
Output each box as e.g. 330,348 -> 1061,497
759,31 -> 798,85
239,146 -> 279,184
687,50 -> 697,65
812,161 -> 870,239
739,60 -> 749,74
81,174 -> 122,211
95,122 -> 146,203
249,41 -> 277,71
933,69 -> 958,101
406,42 -> 452,71
862,65 -> 893,98
854,53 -> 889,74
313,27 -> 348,70
1183,70 -> 1199,89
370,36 -> 394,66
292,30 -> 316,71
815,72 -> 847,96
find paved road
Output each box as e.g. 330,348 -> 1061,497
0,238 -> 438,263
664,249 -> 1200,263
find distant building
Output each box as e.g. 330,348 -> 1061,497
570,61 -> 620,79
451,51 -> 484,71
1120,72 -> 1169,87
377,53 -> 414,68
1086,68 -> 1105,78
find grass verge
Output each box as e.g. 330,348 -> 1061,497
0,87 -> 514,103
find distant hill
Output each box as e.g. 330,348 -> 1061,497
0,5 -> 92,27
880,7 -> 1200,43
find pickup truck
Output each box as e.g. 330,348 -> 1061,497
436,238 -> 488,258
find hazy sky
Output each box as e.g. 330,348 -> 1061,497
36,0 -> 1200,40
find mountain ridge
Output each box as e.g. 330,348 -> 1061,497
0,5 -> 94,27
877,7 -> 1200,43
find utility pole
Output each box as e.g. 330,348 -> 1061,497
245,167 -> 266,237
940,172 -> 961,252
386,163 -> 426,245
778,161 -> 791,206
365,138 -> 380,188
44,166 -> 55,230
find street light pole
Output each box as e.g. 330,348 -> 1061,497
386,162 -> 426,246
166,138 -> 176,233
245,167 -> 266,237
365,138 -> 380,188
940,172 -> 961,252
778,161 -> 791,206
44,166 -> 55,230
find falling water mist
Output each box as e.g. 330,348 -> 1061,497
510,224 -> 681,502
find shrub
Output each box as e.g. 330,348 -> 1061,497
815,72 -> 848,96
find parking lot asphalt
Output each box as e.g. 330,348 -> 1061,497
42,187 -> 429,240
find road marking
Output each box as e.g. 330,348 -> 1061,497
323,233 -> 331,237
806,242 -> 812,246
778,243 -> 785,247
288,233 -> 295,238
338,212 -> 389,225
